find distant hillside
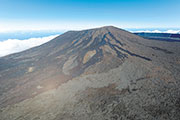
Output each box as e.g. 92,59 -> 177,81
135,32 -> 180,42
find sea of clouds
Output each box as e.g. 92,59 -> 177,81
131,29 -> 180,34
0,35 -> 59,57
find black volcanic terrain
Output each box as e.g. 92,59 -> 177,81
0,26 -> 180,120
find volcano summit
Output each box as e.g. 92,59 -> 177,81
0,26 -> 180,120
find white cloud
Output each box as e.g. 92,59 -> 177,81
0,35 -> 59,57
131,30 -> 180,34
165,30 -> 180,34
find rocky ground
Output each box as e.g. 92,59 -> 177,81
0,26 -> 180,120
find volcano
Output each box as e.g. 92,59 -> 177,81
0,26 -> 180,120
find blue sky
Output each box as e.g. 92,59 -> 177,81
0,0 -> 180,31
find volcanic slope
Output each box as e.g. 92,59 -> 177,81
0,26 -> 180,120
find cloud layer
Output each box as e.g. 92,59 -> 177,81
131,30 -> 180,34
0,35 -> 59,57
